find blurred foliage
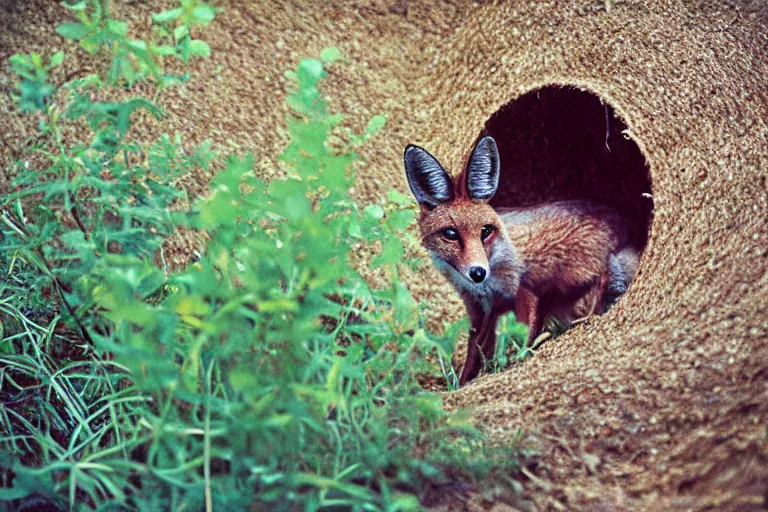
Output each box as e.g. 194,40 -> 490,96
0,1 -> 525,510
8,51 -> 63,112
492,315 -> 531,373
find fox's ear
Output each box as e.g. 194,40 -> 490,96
466,136 -> 500,202
404,144 -> 454,210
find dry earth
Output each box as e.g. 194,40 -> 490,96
2,0 -> 767,510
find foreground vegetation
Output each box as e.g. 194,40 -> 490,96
1,2 -> 528,510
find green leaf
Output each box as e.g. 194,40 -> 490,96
152,7 -> 183,23
107,20 -> 129,37
126,39 -> 148,52
0,47 -> 519,510
372,236 -> 404,268
0,452 -> 58,502
63,0 -> 87,11
56,22 -> 92,40
364,115 -> 387,138
298,58 -> 325,80
30,52 -> 42,69
267,179 -> 311,221
229,369 -> 259,391
264,414 -> 293,428
386,209 -> 414,232
9,54 -> 31,70
188,40 -> 211,57
0,464 -> 55,501
79,33 -> 101,54
174,25 -> 189,41
151,44 -> 176,56
192,5 -> 216,23
347,220 -> 363,239
70,72 -> 100,88
387,189 -> 411,206
159,74 -> 187,88
48,50 -> 65,68
319,47 -> 342,63
363,204 -> 384,221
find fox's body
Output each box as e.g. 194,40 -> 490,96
498,201 -> 638,321
404,137 -> 640,385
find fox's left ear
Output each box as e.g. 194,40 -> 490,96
404,144 -> 454,210
466,136 -> 500,202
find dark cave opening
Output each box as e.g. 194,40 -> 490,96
480,85 -> 654,253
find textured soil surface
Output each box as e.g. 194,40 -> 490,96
2,1 -> 767,510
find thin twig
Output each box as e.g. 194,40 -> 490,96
69,201 -> 90,241
204,361 -> 213,512
530,331 -> 552,352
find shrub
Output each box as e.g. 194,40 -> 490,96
0,2 -> 522,510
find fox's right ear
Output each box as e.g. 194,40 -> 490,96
465,136 -> 500,202
404,145 -> 454,211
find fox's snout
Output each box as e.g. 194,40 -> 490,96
445,243 -> 493,286
435,248 -> 492,287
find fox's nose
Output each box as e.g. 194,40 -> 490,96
469,266 -> 486,283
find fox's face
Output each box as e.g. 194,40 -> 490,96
404,137 -> 521,299
419,201 -> 506,286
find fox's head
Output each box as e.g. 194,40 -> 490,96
403,136 -> 520,298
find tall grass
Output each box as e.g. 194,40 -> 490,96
0,2 -> 524,510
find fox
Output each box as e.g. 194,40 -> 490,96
403,136 -> 640,385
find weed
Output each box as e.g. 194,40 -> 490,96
0,2 -> 522,510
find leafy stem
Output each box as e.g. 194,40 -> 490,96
0,210 -> 93,343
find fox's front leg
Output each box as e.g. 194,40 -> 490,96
458,300 -> 488,386
515,287 -> 544,347
480,312 -> 501,367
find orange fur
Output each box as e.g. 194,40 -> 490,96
404,138 -> 640,386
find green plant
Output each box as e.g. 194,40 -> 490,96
1,2 -> 523,510
57,0 -> 216,85
8,51 -> 63,112
492,314 -> 531,372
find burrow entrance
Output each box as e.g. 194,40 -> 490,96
481,86 -> 653,254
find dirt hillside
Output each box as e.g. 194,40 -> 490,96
2,1 -> 767,510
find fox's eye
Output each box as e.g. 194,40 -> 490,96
441,228 -> 460,241
481,225 -> 496,241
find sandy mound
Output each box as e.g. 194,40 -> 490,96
2,1 -> 766,509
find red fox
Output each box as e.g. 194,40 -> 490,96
403,136 -> 640,385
